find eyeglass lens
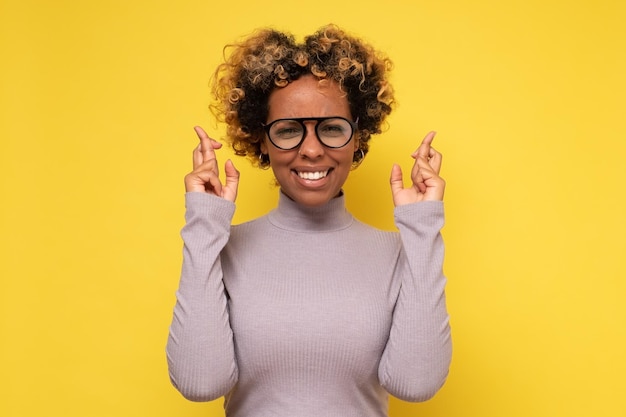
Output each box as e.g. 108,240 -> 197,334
267,117 -> 353,150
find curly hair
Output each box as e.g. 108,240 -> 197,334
210,24 -> 394,168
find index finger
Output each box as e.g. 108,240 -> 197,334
411,131 -> 437,159
194,126 -> 222,163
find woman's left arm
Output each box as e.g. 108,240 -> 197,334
379,132 -> 452,401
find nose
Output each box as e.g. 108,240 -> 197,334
298,124 -> 324,159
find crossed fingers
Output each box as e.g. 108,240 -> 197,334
186,126 -> 224,195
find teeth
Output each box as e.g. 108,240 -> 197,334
298,170 -> 328,180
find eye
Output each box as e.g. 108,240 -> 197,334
271,121 -> 303,139
318,119 -> 349,137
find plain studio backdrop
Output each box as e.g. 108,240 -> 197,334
1,0 -> 624,416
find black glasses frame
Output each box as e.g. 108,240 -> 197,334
262,116 -> 358,150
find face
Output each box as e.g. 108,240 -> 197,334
261,75 -> 358,207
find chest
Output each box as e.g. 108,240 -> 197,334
221,231 -> 400,380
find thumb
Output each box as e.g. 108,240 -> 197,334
389,164 -> 404,196
222,159 -> 240,202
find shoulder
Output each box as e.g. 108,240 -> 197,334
228,213 -> 272,244
352,218 -> 398,237
349,218 -> 402,251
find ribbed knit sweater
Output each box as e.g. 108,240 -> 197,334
167,191 -> 451,417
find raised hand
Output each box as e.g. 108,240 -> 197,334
184,126 -> 240,202
389,131 -> 445,206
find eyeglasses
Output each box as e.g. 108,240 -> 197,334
262,116 -> 357,150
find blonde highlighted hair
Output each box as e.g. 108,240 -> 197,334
210,24 -> 394,167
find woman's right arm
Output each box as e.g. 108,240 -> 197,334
166,127 -> 240,401
167,193 -> 238,401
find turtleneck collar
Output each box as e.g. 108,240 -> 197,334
267,190 -> 354,232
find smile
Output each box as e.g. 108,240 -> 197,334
296,170 -> 329,180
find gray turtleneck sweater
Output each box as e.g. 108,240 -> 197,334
167,192 -> 451,417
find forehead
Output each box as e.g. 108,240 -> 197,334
267,75 -> 351,121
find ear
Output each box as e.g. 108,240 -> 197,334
260,137 -> 268,155
353,132 -> 360,151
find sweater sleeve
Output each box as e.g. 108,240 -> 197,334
166,192 -> 238,401
378,201 -> 452,402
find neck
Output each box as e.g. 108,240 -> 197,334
267,191 -> 353,232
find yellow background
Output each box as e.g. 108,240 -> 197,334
1,0 -> 624,416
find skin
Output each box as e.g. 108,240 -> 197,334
258,75 -> 358,207
184,75 -> 445,207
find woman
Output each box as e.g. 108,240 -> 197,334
167,25 -> 451,417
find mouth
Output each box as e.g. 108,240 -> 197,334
295,169 -> 330,181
